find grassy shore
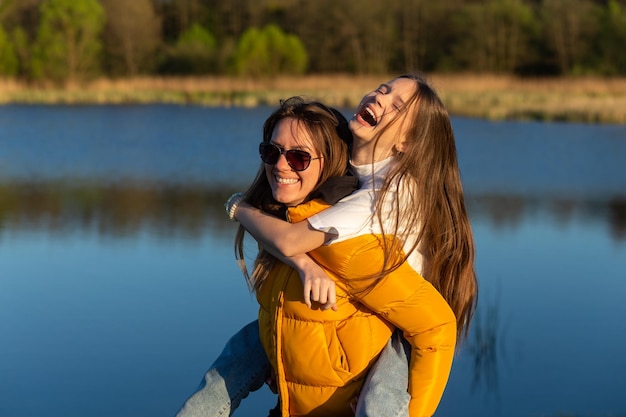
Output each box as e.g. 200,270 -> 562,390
1,74 -> 625,124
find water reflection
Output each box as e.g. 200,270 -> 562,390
4,178 -> 623,416
467,285 -> 504,408
2,106 -> 625,416
2,180 -> 624,246
4,182 -> 624,416
609,198 -> 626,241
467,193 -> 626,244
0,181 -> 238,240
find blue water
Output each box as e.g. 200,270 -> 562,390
1,105 -> 625,417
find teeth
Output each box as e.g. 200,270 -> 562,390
276,176 -> 299,184
359,106 -> 377,126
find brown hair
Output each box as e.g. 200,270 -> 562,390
364,74 -> 478,342
234,96 -> 351,290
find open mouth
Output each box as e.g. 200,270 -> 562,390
358,106 -> 377,127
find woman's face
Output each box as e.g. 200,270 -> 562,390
264,118 -> 323,207
350,77 -> 417,154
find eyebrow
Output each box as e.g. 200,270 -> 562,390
270,141 -> 311,151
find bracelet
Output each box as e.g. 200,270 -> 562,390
224,192 -> 244,221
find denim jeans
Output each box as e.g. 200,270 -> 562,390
174,321 -> 409,417
355,329 -> 410,417
175,321 -> 269,417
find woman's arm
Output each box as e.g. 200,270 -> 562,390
235,202 -> 329,256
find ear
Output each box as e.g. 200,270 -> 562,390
394,139 -> 408,153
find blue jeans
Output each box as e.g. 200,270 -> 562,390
355,329 -> 411,417
174,321 -> 409,417
175,321 -> 269,417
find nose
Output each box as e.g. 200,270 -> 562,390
375,90 -> 390,107
274,152 -> 292,170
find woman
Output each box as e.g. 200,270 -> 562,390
235,74 -> 476,416
175,96 -> 357,417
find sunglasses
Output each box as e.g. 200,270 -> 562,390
259,142 -> 322,171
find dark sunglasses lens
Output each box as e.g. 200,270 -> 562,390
285,150 -> 311,171
259,143 -> 280,164
259,143 -> 312,171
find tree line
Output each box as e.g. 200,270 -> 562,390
0,0 -> 625,84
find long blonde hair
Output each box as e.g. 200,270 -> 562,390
368,74 -> 478,342
234,97 -> 351,291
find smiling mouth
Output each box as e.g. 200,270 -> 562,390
275,176 -> 299,185
358,106 -> 377,126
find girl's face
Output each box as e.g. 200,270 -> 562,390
264,118 -> 323,207
350,77 -> 417,155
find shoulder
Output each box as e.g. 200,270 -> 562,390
307,188 -> 375,234
286,198 -> 332,223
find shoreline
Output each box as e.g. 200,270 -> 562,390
1,74 -> 625,124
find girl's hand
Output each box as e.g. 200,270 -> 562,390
291,255 -> 337,311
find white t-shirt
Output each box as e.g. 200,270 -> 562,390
308,157 -> 424,274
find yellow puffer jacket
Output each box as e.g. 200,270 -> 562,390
256,199 -> 457,417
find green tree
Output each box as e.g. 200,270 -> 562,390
540,0 -> 601,75
209,0 -> 265,40
397,0 -> 427,72
101,0 -> 161,76
9,27 -> 29,77
160,23 -> 216,74
232,24 -> 308,77
178,24 -> 216,49
0,0 -> 14,22
452,0 -> 534,73
393,0 -> 470,73
595,0 -> 626,75
0,0 -> 34,79
31,0 -> 104,83
282,0 -> 355,73
347,0 -> 396,74
0,24 -> 18,76
171,0 -> 204,34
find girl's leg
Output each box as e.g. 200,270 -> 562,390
175,320 -> 270,417
355,329 -> 410,417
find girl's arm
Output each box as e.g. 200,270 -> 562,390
235,202 -> 337,310
235,202 -> 329,256
286,254 -> 337,310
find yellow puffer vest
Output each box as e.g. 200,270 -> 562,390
256,199 -> 456,417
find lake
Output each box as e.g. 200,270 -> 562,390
1,104 -> 625,417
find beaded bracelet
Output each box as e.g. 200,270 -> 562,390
224,192 -> 244,221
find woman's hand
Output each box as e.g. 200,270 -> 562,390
290,254 -> 337,311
